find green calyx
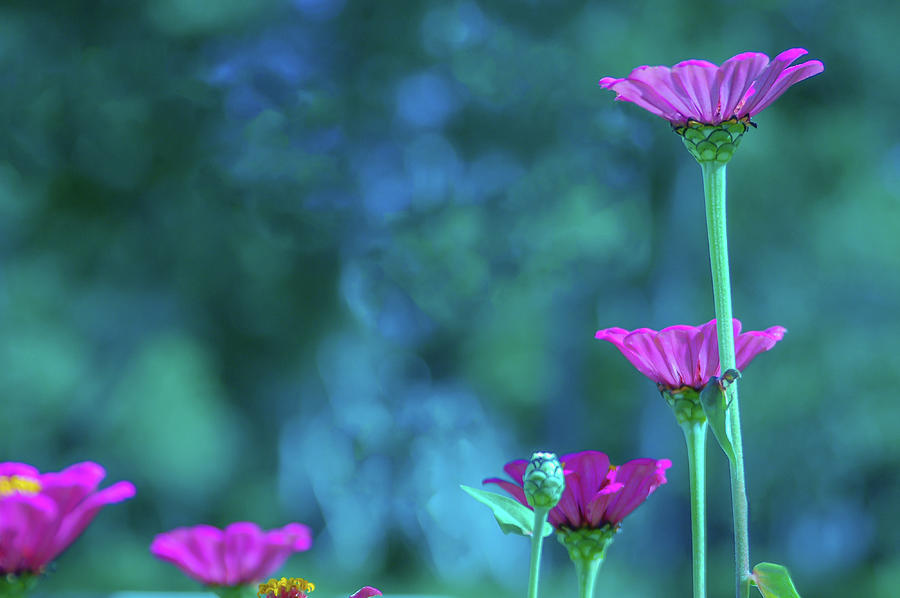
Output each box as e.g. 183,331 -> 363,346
524,452 -> 565,509
660,385 -> 707,425
673,117 -> 753,164
0,574 -> 38,598
556,525 -> 617,565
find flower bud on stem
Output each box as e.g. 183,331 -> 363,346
523,452 -> 564,598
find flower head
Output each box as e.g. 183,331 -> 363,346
484,451 -> 670,531
258,577 -> 315,598
595,319 -> 785,391
598,49 -> 823,126
0,462 -> 135,576
150,522 -> 312,587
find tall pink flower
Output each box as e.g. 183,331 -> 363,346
151,522 -> 312,587
595,318 -> 785,391
484,451 -> 670,531
598,49 -> 823,126
0,461 -> 136,575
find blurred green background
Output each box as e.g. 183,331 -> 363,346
1,0 -> 898,596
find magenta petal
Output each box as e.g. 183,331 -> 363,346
0,494 -> 59,572
0,463 -> 40,478
596,327 -> 663,384
603,458 -> 671,525
561,451 -> 611,514
738,48 -> 808,116
671,61 -> 718,123
349,587 -> 382,598
503,460 -> 529,485
626,67 -> 698,121
553,471 -> 585,528
713,52 -> 770,119
623,330 -> 680,387
49,480 -> 136,563
599,77 -> 688,122
734,326 -> 786,370
745,60 -> 824,116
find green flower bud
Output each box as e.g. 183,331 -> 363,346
523,451 -> 565,509
673,116 -> 753,164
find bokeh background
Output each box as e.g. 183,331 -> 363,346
1,0 -> 898,596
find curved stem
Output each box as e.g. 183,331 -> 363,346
701,161 -> 751,598
574,556 -> 603,598
527,507 -> 550,598
681,421 -> 708,598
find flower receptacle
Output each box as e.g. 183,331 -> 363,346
660,385 -> 707,426
674,117 -> 753,164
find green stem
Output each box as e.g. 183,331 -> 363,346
527,507 -> 550,598
701,161 -> 751,598
574,556 -> 603,598
681,421 -> 708,598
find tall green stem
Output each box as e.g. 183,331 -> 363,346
574,556 -> 602,598
681,421 -> 708,598
527,507 -> 550,598
701,161 -> 751,598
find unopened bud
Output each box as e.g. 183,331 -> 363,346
523,452 -> 565,509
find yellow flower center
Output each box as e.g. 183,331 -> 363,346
0,475 -> 42,497
258,577 -> 316,598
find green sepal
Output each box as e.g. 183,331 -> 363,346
751,562 -> 802,598
0,574 -> 38,598
698,371 -> 739,463
460,485 -> 554,538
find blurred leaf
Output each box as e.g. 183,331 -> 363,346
460,485 -> 553,538
752,562 -> 802,598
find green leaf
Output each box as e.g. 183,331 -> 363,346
460,485 -> 553,537
699,374 -> 736,463
752,562 -> 802,598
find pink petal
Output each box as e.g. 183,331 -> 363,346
151,525 -> 227,584
712,52 -> 770,120
625,66 -> 699,121
503,460 -> 529,485
670,60 -> 718,123
655,326 -> 700,387
349,587 -> 382,598
0,463 -> 40,478
738,48 -> 808,116
598,77 -> 688,122
49,480 -> 135,563
243,523 -> 313,582
595,327 -> 663,384
560,451 -> 611,514
622,330 -> 681,387
735,326 -> 787,370
0,493 -> 59,572
745,60 -> 824,116
603,459 -> 671,525
223,522 -> 266,584
553,471 -> 585,528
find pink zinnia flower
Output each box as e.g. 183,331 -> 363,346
595,318 -> 785,390
484,451 -> 670,530
150,522 -> 313,587
598,49 -> 823,126
0,461 -> 135,575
